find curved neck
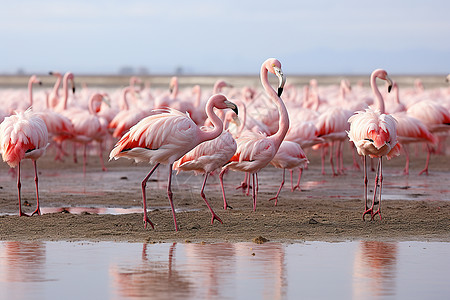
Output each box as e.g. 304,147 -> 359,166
197,99 -> 224,143
122,87 -> 133,110
61,74 -> 72,110
52,74 -> 62,96
28,78 -> 35,108
193,86 -> 202,107
260,64 -> 289,150
371,73 -> 385,114
88,95 -> 98,115
393,85 -> 400,104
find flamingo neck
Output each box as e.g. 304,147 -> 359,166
52,74 -> 62,97
198,99 -> 223,143
260,65 -> 289,150
61,75 -> 71,110
88,95 -> 98,115
371,72 -> 385,114
394,85 -> 400,104
28,79 -> 35,108
122,87 -> 132,111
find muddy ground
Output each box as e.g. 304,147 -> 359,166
0,144 -> 449,243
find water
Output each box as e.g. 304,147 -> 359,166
0,241 -> 448,300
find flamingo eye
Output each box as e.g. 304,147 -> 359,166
364,138 -> 374,142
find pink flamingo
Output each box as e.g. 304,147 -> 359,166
70,93 -> 110,173
347,69 -> 401,221
108,86 -> 149,138
109,94 -> 238,231
221,58 -> 288,211
389,82 -> 437,175
47,71 -> 63,109
173,111 -> 239,220
269,141 -> 309,205
406,97 -> 450,175
0,108 -> 49,216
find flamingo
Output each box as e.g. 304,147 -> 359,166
388,82 -> 438,175
109,94 -> 238,231
0,108 -> 49,216
70,93 -> 110,173
347,69 -> 401,221
221,58 -> 288,211
173,111 -> 239,221
406,97 -> 450,175
269,141 -> 309,205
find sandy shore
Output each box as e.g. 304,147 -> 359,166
1,146 -> 449,243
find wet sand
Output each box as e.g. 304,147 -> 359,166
1,146 -> 449,243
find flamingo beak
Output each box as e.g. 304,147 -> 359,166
273,66 -> 286,97
225,100 -> 239,116
386,75 -> 393,93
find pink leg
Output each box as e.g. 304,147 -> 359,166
219,167 -> 232,210
166,164 -> 179,231
372,158 -> 383,221
293,168 -> 303,191
403,145 -> 410,175
269,169 -> 285,206
363,157 -> 382,221
362,156 -> 368,219
17,163 -> 29,217
98,142 -> 107,172
289,169 -> 295,191
418,144 -> 431,175
321,147 -> 326,175
83,144 -> 87,176
252,173 -> 257,211
329,142 -> 337,176
351,142 -> 361,170
236,173 -> 249,192
141,163 -> 159,229
200,173 -> 222,224
31,160 -> 41,216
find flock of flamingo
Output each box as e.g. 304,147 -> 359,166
0,58 -> 449,231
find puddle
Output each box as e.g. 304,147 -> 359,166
0,241 -> 448,299
0,206 -> 200,216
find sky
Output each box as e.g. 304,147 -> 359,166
1,0 -> 449,75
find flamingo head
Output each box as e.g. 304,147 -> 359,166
209,94 -> 238,116
265,58 -> 286,97
373,69 -> 393,93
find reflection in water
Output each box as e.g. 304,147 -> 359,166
0,241 -> 448,299
0,241 -> 47,299
110,243 -> 192,299
353,241 -> 398,299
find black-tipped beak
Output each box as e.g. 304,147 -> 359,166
72,87 -> 76,93
388,84 -> 392,93
49,71 -> 53,75
232,106 -> 239,116
38,81 -> 42,85
278,87 -> 284,97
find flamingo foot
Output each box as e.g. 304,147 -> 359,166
19,211 -> 30,217
210,213 -> 223,225
268,196 -> 278,206
224,203 -> 233,210
143,216 -> 155,229
418,168 -> 429,176
362,208 -> 373,221
31,208 -> 41,216
292,185 -> 302,192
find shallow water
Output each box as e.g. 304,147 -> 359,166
0,241 -> 448,300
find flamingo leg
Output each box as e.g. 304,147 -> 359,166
289,169 -> 295,191
98,142 -> 107,172
83,144 -> 87,176
252,173 -> 257,211
321,146 -> 326,175
418,144 -> 431,175
269,168 -> 285,206
403,144 -> 410,175
73,142 -> 78,164
293,168 -> 303,192
31,160 -> 41,216
141,163 -> 159,229
200,173 -> 222,224
219,167 -> 232,210
363,157 -> 381,221
166,164 -> 179,231
362,155 -> 368,220
351,142 -> 360,170
372,158 -> 383,220
329,142 -> 337,176
17,163 -> 29,217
